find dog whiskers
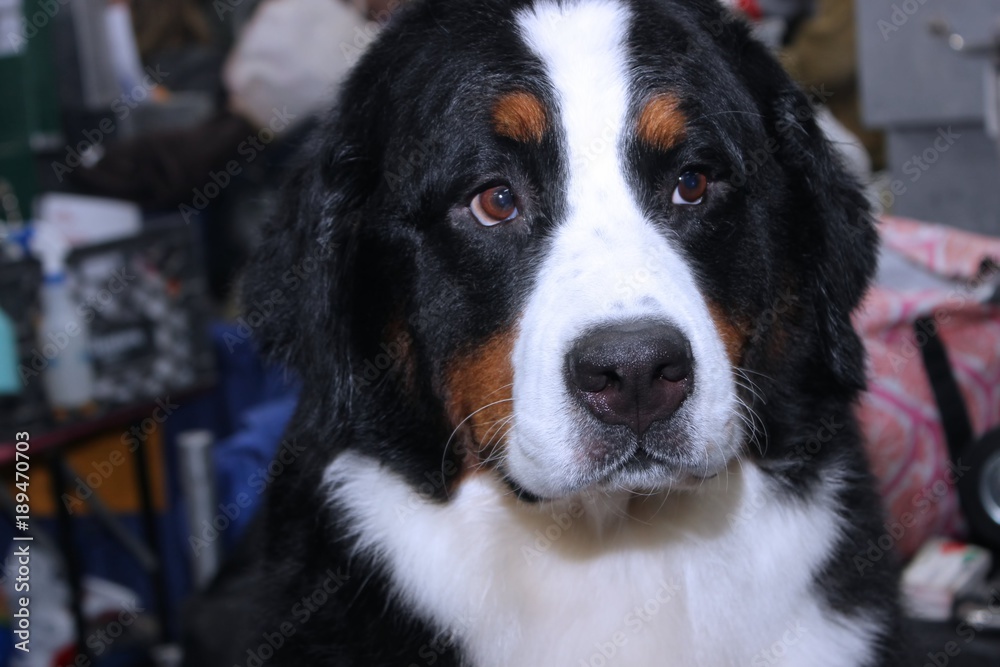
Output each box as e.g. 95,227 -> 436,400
440,398 -> 515,498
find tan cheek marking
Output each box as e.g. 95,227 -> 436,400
383,318 -> 417,393
707,301 -> 746,366
764,286 -> 799,359
636,93 -> 687,151
444,331 -> 515,468
492,92 -> 547,143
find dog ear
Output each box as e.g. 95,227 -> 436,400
707,20 -> 878,392
242,127 -> 374,406
769,85 -> 877,392
694,6 -> 878,392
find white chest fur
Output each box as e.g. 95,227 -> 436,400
324,453 -> 877,667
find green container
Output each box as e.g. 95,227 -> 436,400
0,0 -> 62,222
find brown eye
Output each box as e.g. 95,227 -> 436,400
471,185 -> 519,226
672,170 -> 708,205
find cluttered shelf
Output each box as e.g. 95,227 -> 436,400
0,208 -> 217,446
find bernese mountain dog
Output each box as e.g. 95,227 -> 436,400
241,0 -> 905,664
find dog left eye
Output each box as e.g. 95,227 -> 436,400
471,185 -> 519,226
672,171 -> 708,205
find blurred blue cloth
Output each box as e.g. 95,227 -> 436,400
210,389 -> 298,549
169,322 -> 298,556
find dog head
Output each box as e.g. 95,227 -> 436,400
245,0 -> 876,500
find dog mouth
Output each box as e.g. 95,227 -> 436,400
502,430 -> 730,502
598,441 -> 722,489
607,445 -> 669,476
502,452 -> 722,502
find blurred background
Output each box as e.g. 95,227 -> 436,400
0,0 -> 998,665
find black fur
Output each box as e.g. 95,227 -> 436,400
236,1 -> 905,665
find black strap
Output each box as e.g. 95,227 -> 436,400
916,316 -> 974,460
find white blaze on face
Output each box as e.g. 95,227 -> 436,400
507,0 -> 740,498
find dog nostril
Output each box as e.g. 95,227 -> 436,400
575,368 -> 619,393
566,320 -> 694,437
657,361 -> 689,383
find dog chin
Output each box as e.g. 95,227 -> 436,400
506,446 -> 733,501
590,418 -> 744,493
597,456 -> 728,495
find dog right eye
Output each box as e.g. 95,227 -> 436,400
672,170 -> 708,205
471,185 -> 519,226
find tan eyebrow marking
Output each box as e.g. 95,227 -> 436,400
636,93 -> 687,151
492,91 -> 548,143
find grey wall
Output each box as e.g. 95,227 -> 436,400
856,0 -> 1000,236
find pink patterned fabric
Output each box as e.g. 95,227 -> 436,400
855,216 -> 1000,558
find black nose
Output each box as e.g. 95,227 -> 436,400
566,320 -> 693,437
